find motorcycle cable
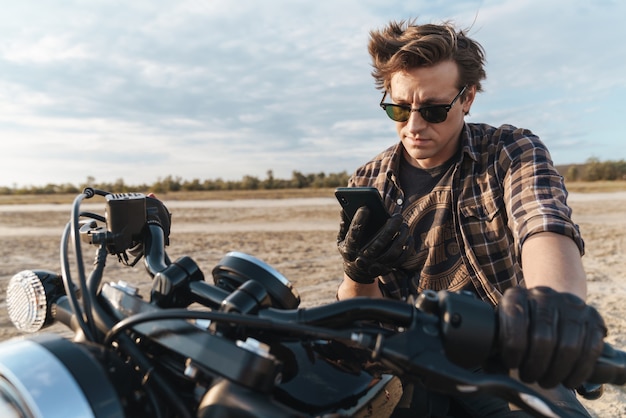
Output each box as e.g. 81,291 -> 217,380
79,245 -> 192,418
60,220 -> 95,341
79,188 -> 194,418
79,211 -> 106,223
103,308 -> 372,349
61,187 -> 136,342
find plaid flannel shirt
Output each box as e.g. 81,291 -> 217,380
347,123 -> 584,306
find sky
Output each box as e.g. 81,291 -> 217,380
1,0 -> 624,188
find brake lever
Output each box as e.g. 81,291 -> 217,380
376,317 -> 568,418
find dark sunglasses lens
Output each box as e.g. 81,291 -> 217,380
419,106 -> 448,123
384,105 -> 410,122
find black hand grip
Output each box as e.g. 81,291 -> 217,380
587,343 -> 626,385
144,224 -> 169,276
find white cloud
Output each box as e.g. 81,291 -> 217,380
0,0 -> 624,187
1,35 -> 90,64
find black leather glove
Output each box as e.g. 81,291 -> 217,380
498,286 -> 607,389
337,206 -> 413,284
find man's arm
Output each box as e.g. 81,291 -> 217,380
501,231 -> 606,389
520,231 -> 587,300
337,273 -> 383,299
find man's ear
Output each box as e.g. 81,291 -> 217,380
462,85 -> 477,115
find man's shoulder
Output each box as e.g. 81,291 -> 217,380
466,123 -> 541,143
465,123 -> 546,155
463,123 -> 554,175
466,122 -> 533,137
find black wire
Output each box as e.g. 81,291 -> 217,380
59,222 -> 95,341
57,191 -> 112,342
79,211 -> 106,223
70,188 -> 193,418
103,309 -> 360,348
71,192 -> 98,340
102,309 -> 350,418
116,332 -> 192,418
82,247 -> 191,418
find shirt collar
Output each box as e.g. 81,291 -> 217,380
388,122 -> 477,177
460,122 -> 481,163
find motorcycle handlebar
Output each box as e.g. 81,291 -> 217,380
143,223 -> 170,276
258,298 -> 416,327
259,289 -> 626,387
9,191 -> 626,418
589,344 -> 626,385
139,217 -> 626,389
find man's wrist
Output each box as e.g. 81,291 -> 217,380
338,274 -> 382,299
344,264 -> 376,284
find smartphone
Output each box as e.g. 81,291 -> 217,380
335,187 -> 391,243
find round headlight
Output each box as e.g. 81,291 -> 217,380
0,335 -> 124,417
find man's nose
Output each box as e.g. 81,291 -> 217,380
405,109 -> 427,132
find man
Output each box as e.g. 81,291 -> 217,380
336,19 -> 606,417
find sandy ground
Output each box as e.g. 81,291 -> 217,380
1,193 -> 625,416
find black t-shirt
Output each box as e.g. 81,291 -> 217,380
398,155 -> 472,296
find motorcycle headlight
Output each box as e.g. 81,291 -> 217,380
0,374 -> 29,418
0,334 -> 124,418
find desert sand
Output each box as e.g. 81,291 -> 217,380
0,192 -> 625,416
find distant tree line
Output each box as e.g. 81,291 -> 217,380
2,159 -> 625,196
0,170 -> 351,195
561,158 -> 626,182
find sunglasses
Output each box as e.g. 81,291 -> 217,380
379,86 -> 467,123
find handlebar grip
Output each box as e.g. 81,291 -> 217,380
144,224 -> 170,275
588,343 -> 626,385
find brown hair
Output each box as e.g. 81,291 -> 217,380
369,19 -> 486,93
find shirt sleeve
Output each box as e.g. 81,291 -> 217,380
499,128 -> 585,256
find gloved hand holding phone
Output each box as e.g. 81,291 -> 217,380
337,206 -> 413,284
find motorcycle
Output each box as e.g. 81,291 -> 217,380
1,188 -> 625,417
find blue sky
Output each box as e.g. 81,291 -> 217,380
1,0 -> 624,188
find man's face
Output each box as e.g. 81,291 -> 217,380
388,60 -> 475,169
